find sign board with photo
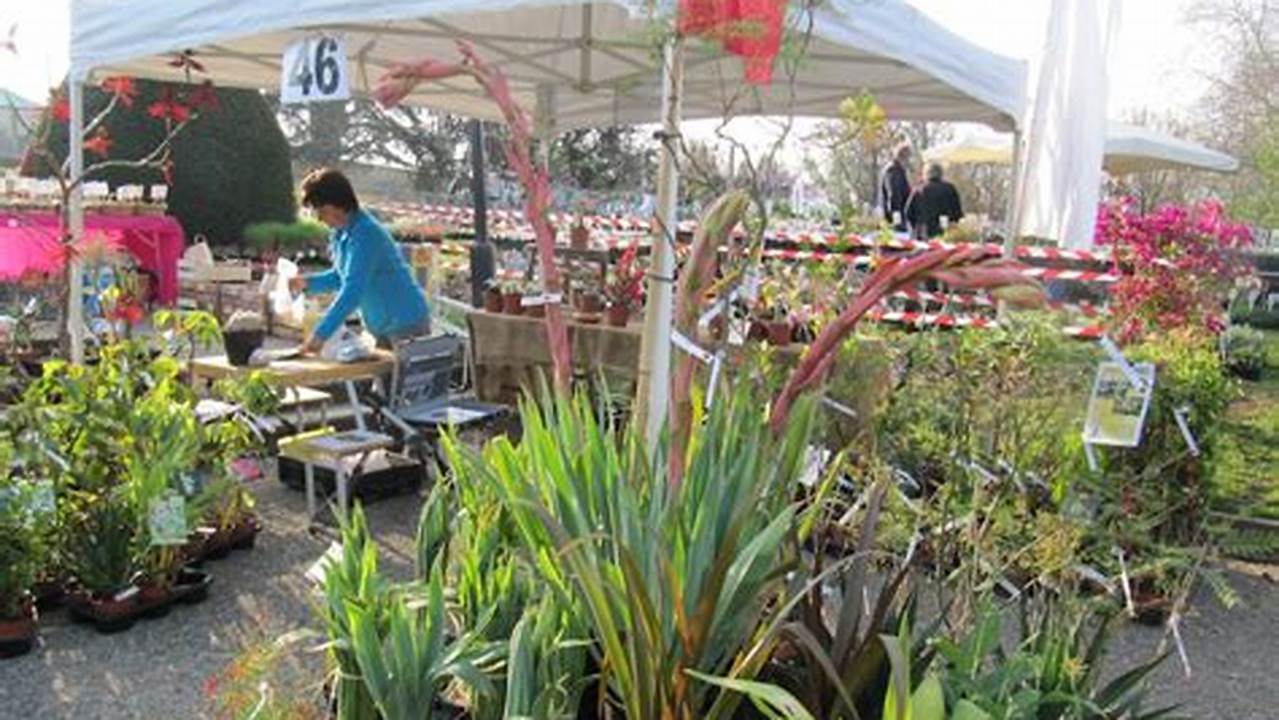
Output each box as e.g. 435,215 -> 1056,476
1083,361 -> 1156,447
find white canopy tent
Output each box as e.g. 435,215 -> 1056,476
924,122 -> 1240,175
67,0 -> 1026,439
70,0 -> 1026,131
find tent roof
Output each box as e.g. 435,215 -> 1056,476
1103,121 -> 1239,175
70,0 -> 1025,133
924,122 -> 1239,175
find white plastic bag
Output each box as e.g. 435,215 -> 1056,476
268,258 -> 306,325
321,327 -> 375,363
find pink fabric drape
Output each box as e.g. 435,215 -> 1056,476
0,211 -> 186,304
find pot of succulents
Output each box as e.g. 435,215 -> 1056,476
603,247 -> 645,328
0,479 -> 48,658
499,278 -> 526,315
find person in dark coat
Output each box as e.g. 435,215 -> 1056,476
879,142 -> 912,231
905,162 -> 964,239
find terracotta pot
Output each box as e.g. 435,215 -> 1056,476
483,288 -> 503,313
0,598 -> 37,659
501,292 -> 525,315
527,303 -> 546,319
748,320 -> 769,342
570,224 -> 591,250
606,304 -> 630,328
766,320 -> 793,346
576,292 -> 603,314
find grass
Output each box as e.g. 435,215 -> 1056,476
1212,329 -> 1279,519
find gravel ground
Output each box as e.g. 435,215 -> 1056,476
0,476 -> 423,720
2,474 -> 1277,719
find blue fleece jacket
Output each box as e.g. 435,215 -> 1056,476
304,209 -> 429,341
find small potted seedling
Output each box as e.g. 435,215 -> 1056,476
603,247 -> 645,328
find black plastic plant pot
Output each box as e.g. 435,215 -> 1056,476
173,567 -> 213,605
68,591 -> 140,634
0,602 -> 38,659
223,329 -> 265,366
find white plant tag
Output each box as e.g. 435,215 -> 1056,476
1173,406 -> 1200,457
520,292 -> 563,307
306,541 -> 344,586
1099,336 -> 1147,392
671,330 -> 714,365
148,493 -> 188,546
822,396 -> 859,419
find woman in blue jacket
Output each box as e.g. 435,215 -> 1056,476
290,168 -> 430,353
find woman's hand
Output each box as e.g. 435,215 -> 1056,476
288,275 -> 307,295
300,333 -> 324,356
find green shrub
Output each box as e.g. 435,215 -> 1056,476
1222,325 -> 1268,379
243,220 -> 329,254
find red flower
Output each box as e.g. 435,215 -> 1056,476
185,80 -> 219,112
147,88 -> 192,123
50,92 -> 70,123
83,128 -> 113,157
201,673 -> 219,700
100,76 -> 137,107
106,299 -> 145,326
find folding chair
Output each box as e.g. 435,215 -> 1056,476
387,335 -> 509,463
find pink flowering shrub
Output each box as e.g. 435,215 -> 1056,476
1095,198 -> 1255,344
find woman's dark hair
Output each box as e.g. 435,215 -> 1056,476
301,168 -> 359,212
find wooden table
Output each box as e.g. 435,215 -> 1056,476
189,350 -> 398,431
189,350 -> 396,386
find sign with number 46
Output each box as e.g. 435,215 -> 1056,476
281,36 -> 349,104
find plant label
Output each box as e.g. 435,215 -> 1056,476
521,293 -> 563,307
281,36 -> 350,104
1083,362 -> 1155,448
148,493 -> 188,546
671,330 -> 714,365
305,542 -> 344,585
30,480 -> 55,516
1173,406 -> 1200,457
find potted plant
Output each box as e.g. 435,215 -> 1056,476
482,279 -> 503,313
498,278 -> 526,315
64,498 -> 142,633
603,247 -> 645,328
751,276 -> 792,346
570,216 -> 591,250
0,476 -> 47,658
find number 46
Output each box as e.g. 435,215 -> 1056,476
289,37 -> 342,97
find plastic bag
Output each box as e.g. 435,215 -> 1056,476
321,326 -> 375,363
268,258 -> 306,325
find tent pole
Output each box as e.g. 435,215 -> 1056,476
67,79 -> 86,364
635,35 -> 684,455
1005,127 -> 1023,258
